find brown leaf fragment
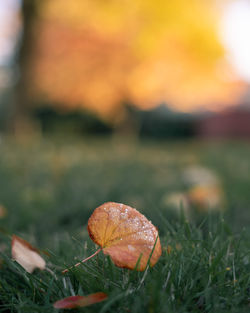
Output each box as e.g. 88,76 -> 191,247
53,292 -> 108,309
11,235 -> 46,273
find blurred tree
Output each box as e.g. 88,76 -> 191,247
12,0 -> 245,132
28,0 -> 243,122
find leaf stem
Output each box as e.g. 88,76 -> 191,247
62,248 -> 102,274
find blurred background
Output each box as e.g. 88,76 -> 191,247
0,0 -> 250,240
1,0 -> 250,138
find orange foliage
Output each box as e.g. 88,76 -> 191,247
28,0 -> 246,119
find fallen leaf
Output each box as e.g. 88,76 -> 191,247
53,292 -> 107,309
88,202 -> 162,271
0,205 -> 7,218
162,192 -> 190,217
187,185 -> 225,211
182,166 -> 225,212
11,235 -> 46,273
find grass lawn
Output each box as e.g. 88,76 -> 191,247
0,136 -> 249,312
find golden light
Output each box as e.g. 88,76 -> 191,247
24,0 -> 248,119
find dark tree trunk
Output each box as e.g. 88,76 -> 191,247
10,0 -> 39,134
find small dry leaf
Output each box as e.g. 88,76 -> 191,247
53,292 -> 107,309
163,192 -> 190,217
88,202 -> 162,271
188,185 -> 225,211
11,235 -> 46,273
0,204 -> 7,218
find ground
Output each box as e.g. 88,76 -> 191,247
0,136 -> 249,312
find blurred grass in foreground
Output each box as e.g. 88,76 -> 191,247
0,136 -> 249,238
0,136 -> 249,312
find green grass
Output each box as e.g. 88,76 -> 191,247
0,136 -> 249,312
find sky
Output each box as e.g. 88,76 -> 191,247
0,0 -> 21,89
221,0 -> 250,82
0,0 -> 21,66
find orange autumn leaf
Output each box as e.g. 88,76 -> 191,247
87,202 -> 162,271
53,292 -> 107,309
187,185 -> 225,211
11,235 -> 46,273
